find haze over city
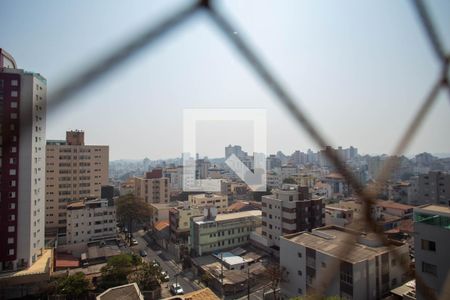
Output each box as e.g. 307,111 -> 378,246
1,0 -> 450,160
1,1 -> 450,300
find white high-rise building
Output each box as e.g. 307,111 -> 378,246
0,49 -> 46,270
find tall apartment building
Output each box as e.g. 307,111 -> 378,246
0,49 -> 46,270
66,198 -> 116,244
408,171 -> 450,206
225,144 -> 247,159
190,208 -> 261,256
189,193 -> 228,213
280,226 -> 410,299
414,205 -> 450,300
261,184 -> 324,248
45,130 -> 109,234
163,166 -> 183,191
134,169 -> 170,204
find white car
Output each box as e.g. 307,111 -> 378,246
170,283 -> 184,295
160,271 -> 169,282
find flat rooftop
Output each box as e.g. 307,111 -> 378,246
416,204 -> 450,215
284,226 -> 404,264
0,249 -> 52,280
195,210 -> 261,224
213,252 -> 248,266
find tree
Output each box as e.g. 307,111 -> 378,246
128,261 -> 162,291
265,264 -> 286,300
100,254 -> 134,289
116,193 -> 152,245
283,177 -> 296,184
56,272 -> 90,297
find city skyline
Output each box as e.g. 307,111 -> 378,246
1,0 -> 450,160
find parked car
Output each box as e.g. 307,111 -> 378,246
139,250 -> 147,257
131,238 -> 138,246
160,271 -> 169,282
170,283 -> 184,295
151,259 -> 160,267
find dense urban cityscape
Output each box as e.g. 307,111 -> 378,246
1,1 -> 450,300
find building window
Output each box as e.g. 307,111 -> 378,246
11,101 -> 17,108
391,278 -> 398,286
11,91 -> 18,97
8,238 -> 14,244
422,262 -> 437,276
298,288 -> 303,294
8,226 -> 15,233
9,249 -> 14,255
340,269 -> 353,285
298,252 -> 302,258
11,80 -> 18,86
298,270 -> 302,276
421,239 -> 436,252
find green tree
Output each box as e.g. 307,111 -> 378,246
100,254 -> 134,289
283,177 -> 296,184
128,261 -> 162,291
116,193 -> 152,245
56,272 -> 90,297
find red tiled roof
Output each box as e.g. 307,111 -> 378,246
55,253 -> 80,268
154,220 -> 169,231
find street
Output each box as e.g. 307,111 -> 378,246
130,230 -> 201,297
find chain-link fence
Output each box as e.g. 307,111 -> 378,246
44,1 -> 449,299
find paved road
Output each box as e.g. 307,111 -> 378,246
131,230 -> 200,295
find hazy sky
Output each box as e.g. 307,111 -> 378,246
1,0 -> 449,160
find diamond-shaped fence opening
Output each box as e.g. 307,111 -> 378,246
28,0 -> 450,299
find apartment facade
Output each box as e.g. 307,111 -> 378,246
0,49 -> 46,270
408,171 -> 450,206
414,205 -> 450,300
261,184 -> 324,247
189,193 -> 228,213
280,226 -> 410,299
45,130 -> 109,234
134,169 -> 170,204
66,198 -> 116,244
169,204 -> 203,243
190,209 -> 261,256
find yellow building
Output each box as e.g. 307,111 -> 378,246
45,131 -> 109,234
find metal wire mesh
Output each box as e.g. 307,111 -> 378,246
46,0 -> 449,299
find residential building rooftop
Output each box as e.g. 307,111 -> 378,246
417,204 -> 450,214
194,210 -> 261,225
284,225 -> 405,264
97,283 -> 144,300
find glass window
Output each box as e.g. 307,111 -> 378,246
421,239 -> 436,251
422,262 -> 437,276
